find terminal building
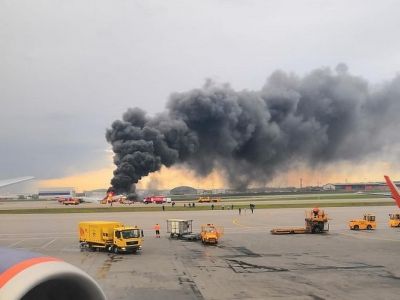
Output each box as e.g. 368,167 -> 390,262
38,187 -> 76,199
323,181 -> 398,192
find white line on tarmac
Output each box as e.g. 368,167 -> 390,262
41,239 -> 57,249
338,231 -> 400,242
0,232 -> 75,236
0,236 -> 74,241
8,240 -> 24,247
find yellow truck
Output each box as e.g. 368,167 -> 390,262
200,224 -> 223,244
79,221 -> 143,253
389,213 -> 400,227
349,214 -> 376,230
198,196 -> 221,203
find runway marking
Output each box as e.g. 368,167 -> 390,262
232,218 -> 254,228
0,236 -> 74,241
41,239 -> 57,249
0,232 -> 74,237
8,240 -> 24,247
231,218 -> 272,230
339,231 -> 400,242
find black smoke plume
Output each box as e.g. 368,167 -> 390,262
106,65 -> 400,193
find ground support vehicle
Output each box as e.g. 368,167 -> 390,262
271,208 -> 329,235
79,221 -> 143,253
143,196 -> 170,204
167,219 -> 200,240
198,197 -> 221,203
63,198 -> 80,205
349,214 -> 376,230
200,224 -> 224,244
388,213 -> 400,227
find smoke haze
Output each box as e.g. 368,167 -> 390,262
106,65 -> 400,193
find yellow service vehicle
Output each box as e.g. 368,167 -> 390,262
198,196 -> 221,203
349,214 -> 376,230
79,221 -> 143,253
200,224 -> 223,244
271,208 -> 330,235
389,213 -> 400,227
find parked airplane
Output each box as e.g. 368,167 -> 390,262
383,175 -> 400,208
81,192 -> 127,204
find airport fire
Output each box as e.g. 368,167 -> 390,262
106,65 -> 400,194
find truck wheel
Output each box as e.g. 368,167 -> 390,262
367,225 -> 372,230
353,225 -> 359,230
113,246 -> 119,254
87,243 -> 95,251
312,226 -> 320,233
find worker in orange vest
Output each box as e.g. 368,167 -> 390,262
154,224 -> 161,238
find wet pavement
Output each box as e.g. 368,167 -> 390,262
1,207 -> 400,299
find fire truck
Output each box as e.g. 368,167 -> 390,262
143,196 -> 171,204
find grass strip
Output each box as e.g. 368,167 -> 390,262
0,201 -> 394,214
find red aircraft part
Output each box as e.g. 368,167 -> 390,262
384,175 -> 400,208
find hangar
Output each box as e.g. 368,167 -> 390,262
170,186 -> 197,195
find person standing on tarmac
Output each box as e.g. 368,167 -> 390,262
154,224 -> 161,238
250,204 -> 255,214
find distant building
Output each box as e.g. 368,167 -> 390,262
38,187 -> 75,199
322,184 -> 336,191
170,186 -> 197,195
333,182 -> 388,192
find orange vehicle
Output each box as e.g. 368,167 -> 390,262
62,198 -> 80,205
200,224 -> 223,244
349,214 -> 376,230
198,196 -> 221,203
389,213 -> 400,227
271,208 -> 329,234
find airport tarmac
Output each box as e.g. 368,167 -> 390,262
1,206 -> 400,299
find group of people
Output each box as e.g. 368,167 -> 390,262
238,203 -> 256,215
159,201 -> 256,215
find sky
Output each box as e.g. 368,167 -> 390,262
1,0 -> 400,191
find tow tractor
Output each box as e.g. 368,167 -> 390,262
349,214 -> 376,230
270,208 -> 329,235
200,224 -> 223,244
389,213 -> 400,227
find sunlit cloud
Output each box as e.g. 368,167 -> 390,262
38,160 -> 400,192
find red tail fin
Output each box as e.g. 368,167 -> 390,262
384,175 -> 400,208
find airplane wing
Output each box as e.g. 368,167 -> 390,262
0,176 -> 34,188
